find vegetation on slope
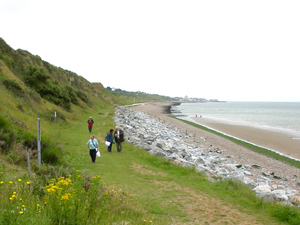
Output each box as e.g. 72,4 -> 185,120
1,38 -> 300,224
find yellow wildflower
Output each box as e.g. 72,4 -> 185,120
18,179 -> 22,182
19,211 -> 24,215
47,188 -> 56,194
26,181 -> 30,185
9,181 -> 13,184
13,192 -> 17,195
66,178 -> 72,183
61,193 -> 71,201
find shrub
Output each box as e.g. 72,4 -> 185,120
39,137 -> 63,165
63,85 -> 79,105
42,146 -> 62,165
25,66 -> 50,88
1,78 -> 25,97
24,66 -> 72,111
76,90 -> 89,103
0,116 -> 14,153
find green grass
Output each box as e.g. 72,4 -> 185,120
1,97 -> 300,224
1,91 -> 300,224
0,107 -> 299,224
44,106 -> 300,224
175,117 -> 300,169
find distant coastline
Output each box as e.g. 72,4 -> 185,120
175,97 -> 226,103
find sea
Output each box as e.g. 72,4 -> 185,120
171,101 -> 300,138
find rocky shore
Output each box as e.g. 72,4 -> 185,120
114,103 -> 300,205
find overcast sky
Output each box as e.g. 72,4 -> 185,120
1,0 -> 300,101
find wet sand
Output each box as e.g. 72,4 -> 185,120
191,117 -> 300,160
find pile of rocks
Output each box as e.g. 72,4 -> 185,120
114,106 -> 300,205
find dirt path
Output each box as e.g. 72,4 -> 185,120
131,162 -> 271,225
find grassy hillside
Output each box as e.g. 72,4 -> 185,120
1,38 -> 300,224
0,38 -> 174,165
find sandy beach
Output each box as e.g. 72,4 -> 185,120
130,102 -> 300,161
191,117 -> 300,160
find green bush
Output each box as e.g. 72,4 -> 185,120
0,115 -> 63,166
0,116 -> 14,153
42,146 -> 62,165
63,85 -> 79,105
76,90 -> 89,103
25,66 -> 50,87
24,66 -> 72,111
1,78 -> 25,97
40,137 -> 63,165
0,119 -> 36,159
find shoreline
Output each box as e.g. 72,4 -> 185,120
188,116 -> 300,161
130,102 -> 300,161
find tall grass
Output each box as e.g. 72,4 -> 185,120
0,166 -> 152,225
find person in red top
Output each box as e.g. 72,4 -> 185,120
87,116 -> 94,133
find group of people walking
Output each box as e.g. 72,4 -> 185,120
86,116 -> 125,163
104,127 -> 125,152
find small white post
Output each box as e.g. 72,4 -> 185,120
37,118 -> 41,166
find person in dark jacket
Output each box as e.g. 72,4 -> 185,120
113,126 -> 124,152
87,117 -> 94,133
105,129 -> 114,152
